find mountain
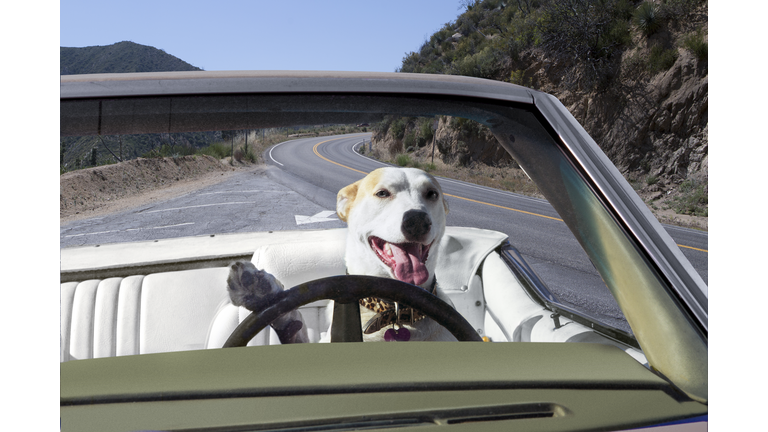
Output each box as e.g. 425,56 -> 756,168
60,41 -> 202,75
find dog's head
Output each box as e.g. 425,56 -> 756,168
337,167 -> 449,287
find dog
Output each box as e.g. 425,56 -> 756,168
227,167 -> 456,342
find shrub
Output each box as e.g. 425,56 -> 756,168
537,0 -> 631,90
671,179 -> 708,216
450,117 -> 483,138
682,30 -> 708,60
634,1 -> 662,37
244,147 -> 258,163
404,131 -> 417,150
419,119 -> 434,146
233,148 -> 245,162
646,174 -> 659,185
395,154 -> 411,167
509,69 -> 531,87
658,0 -> 704,22
648,45 -> 678,74
197,142 -> 230,159
454,46 -> 501,79
603,19 -> 632,49
390,118 -> 406,140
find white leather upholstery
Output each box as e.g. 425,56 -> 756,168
481,251 -> 648,363
60,227 -> 509,362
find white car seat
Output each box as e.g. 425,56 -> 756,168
60,227 -> 508,362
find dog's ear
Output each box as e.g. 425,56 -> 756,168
442,194 -> 449,214
336,180 -> 360,222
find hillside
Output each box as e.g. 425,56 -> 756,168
60,41 -> 202,75
373,0 -> 708,220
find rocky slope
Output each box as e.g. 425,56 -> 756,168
372,1 -> 708,223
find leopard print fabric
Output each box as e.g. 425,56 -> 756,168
358,280 -> 437,334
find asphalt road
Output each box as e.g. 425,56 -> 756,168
59,168 -> 347,249
266,133 -> 709,333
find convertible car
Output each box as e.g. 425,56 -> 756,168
60,71 -> 707,431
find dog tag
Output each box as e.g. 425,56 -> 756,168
384,327 -> 411,342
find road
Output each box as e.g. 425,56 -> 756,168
267,133 -> 708,332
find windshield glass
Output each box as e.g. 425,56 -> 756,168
60,87 -> 706,371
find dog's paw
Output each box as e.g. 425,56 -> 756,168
227,261 -> 310,344
227,261 -> 284,309
272,316 -> 310,344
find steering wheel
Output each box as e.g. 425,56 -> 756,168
223,275 -> 483,347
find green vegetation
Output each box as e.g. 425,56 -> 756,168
669,179 -> 707,216
537,0 -> 635,89
648,44 -> 679,74
60,41 -> 202,75
391,153 -> 436,172
395,154 -> 412,167
633,1 -> 662,37
390,118 -> 407,140
398,0 -> 704,91
682,29 -> 708,60
196,142 -> 231,160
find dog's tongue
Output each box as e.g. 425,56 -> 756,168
390,243 -> 429,286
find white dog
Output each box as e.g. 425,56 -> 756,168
228,167 -> 456,342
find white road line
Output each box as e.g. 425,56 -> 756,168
62,223 -> 194,238
63,229 -> 120,238
198,190 -> 282,195
663,224 -> 708,236
269,141 -> 288,166
143,202 -> 254,214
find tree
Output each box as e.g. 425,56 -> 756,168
90,147 -> 98,167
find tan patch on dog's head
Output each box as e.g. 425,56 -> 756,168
336,169 -> 385,222
336,167 -> 449,221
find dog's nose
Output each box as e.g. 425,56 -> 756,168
402,210 -> 432,241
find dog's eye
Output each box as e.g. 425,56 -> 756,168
375,189 -> 391,198
426,189 -> 439,200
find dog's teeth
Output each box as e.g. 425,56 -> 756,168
385,243 -> 393,256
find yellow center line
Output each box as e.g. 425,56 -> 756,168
443,193 -> 563,221
312,138 -> 707,252
677,244 -> 708,253
313,137 -> 368,175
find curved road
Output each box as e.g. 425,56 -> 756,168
267,133 -> 708,332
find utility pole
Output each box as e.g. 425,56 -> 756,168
431,118 -> 439,165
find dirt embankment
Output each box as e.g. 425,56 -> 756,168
60,155 -> 253,223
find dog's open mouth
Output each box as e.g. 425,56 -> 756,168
369,236 -> 432,286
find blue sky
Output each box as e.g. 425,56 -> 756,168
60,0 -> 466,72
